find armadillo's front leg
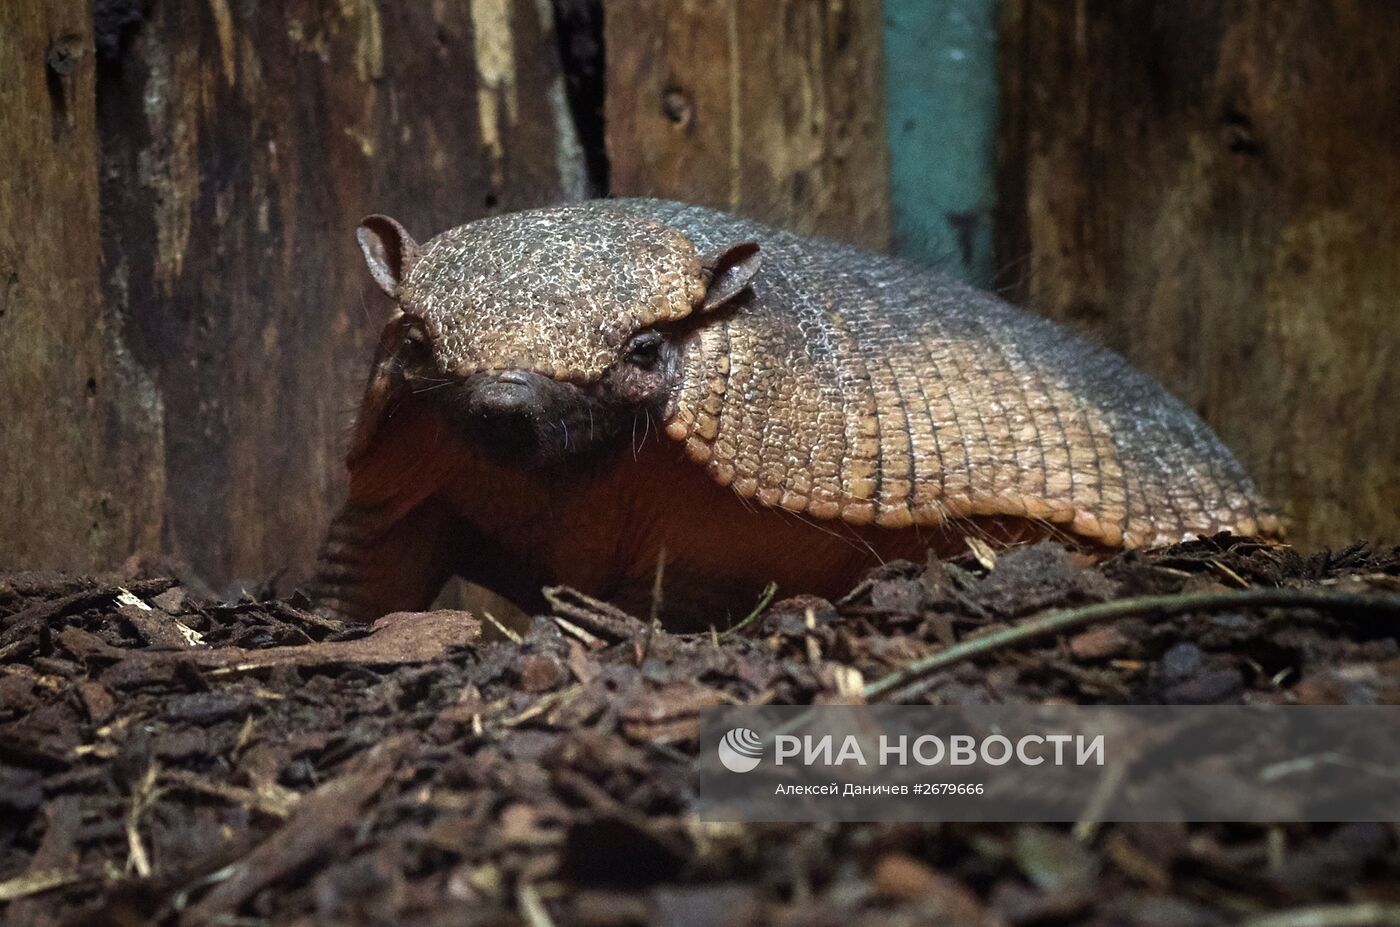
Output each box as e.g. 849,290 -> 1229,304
309,498 -> 457,622
311,388 -> 472,621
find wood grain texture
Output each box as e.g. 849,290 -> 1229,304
603,0 -> 890,249
93,0 -> 583,585
0,1 -> 163,571
997,0 -> 1400,549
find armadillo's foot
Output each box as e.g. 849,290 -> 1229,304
308,498 -> 456,623
302,585 -> 368,624
306,557 -> 381,625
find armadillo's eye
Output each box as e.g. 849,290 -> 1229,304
624,331 -> 664,369
398,322 -> 430,361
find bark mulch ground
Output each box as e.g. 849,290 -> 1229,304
2,535 -> 1399,926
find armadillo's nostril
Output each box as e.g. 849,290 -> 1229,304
456,370 -> 570,468
469,371 -> 553,423
470,380 -> 536,421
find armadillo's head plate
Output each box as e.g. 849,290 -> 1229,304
399,205 -> 707,381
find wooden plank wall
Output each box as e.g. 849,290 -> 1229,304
2,0 -> 889,587
3,0 -> 586,586
0,1 -> 164,573
604,0 -> 889,250
94,0 -> 586,588
998,0 -> 1400,549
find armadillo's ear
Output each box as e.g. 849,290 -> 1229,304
357,215 -> 420,299
699,241 -> 761,313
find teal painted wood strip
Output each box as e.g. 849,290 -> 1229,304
883,0 -> 1000,285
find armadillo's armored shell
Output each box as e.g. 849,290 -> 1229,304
618,199 -> 1279,548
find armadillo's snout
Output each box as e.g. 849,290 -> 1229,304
459,371 -> 544,462
471,371 -> 539,419
446,369 -> 592,470
431,369 -> 619,470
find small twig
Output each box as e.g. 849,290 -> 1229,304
1072,758 -> 1130,844
862,588 -> 1400,702
1242,903 -> 1400,927
0,869 -> 84,903
964,535 -> 999,570
836,576 -> 875,608
160,768 -> 295,819
481,610 -> 523,645
803,606 -> 821,664
638,550 -> 667,664
497,685 -> 582,729
552,615 -> 604,649
125,764 -> 160,878
649,547 -> 666,628
542,586 -> 645,641
721,582 -> 779,638
1209,558 -> 1249,589
517,883 -> 556,927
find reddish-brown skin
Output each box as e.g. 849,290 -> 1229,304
314,396 -> 1053,628
310,199 -> 1280,627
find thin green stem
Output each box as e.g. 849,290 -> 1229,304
721,582 -> 779,638
862,588 -> 1400,702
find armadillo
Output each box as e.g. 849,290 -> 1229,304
311,199 -> 1280,626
